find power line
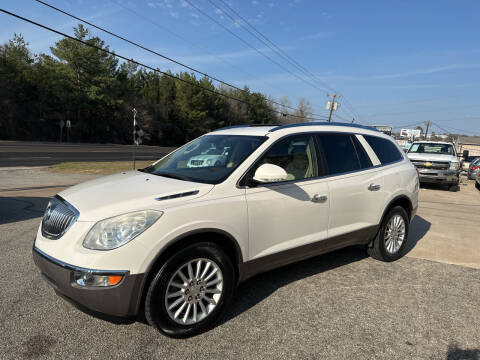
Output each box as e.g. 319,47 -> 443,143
430,121 -> 458,135
434,123 -> 478,135
183,0 -> 323,96
392,121 -> 426,129
209,0 -> 328,93
0,7 -> 331,122
108,0 -> 276,91
212,0 -> 362,122
34,0 -> 242,93
109,0 -> 328,118
32,0 -> 329,119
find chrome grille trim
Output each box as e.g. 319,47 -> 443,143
41,196 -> 79,240
411,161 -> 449,170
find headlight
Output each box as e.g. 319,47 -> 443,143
449,161 -> 460,170
83,210 -> 163,250
206,159 -> 212,165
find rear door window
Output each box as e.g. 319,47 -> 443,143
316,134 -> 366,175
364,135 -> 403,164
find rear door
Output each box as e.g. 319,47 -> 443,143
317,133 -> 387,241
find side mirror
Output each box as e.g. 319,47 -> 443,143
253,164 -> 288,183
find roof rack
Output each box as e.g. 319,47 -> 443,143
268,122 -> 378,133
213,124 -> 280,132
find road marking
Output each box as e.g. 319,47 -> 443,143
0,166 -> 48,171
6,156 -> 53,160
0,185 -> 76,192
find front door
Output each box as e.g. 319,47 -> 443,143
244,134 -> 330,260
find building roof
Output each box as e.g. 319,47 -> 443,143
458,136 -> 480,145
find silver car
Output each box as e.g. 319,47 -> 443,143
467,157 -> 480,180
476,167 -> 480,190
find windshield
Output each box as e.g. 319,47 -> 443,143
408,143 -> 455,156
144,135 -> 267,184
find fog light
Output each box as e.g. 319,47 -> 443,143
74,271 -> 124,287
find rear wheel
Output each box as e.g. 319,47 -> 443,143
145,242 -> 234,338
368,206 -> 409,262
476,181 -> 480,190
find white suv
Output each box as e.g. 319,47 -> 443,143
33,122 -> 419,337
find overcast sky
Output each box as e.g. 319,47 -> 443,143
1,0 -> 479,135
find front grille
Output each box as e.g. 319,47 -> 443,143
412,161 -> 449,170
41,196 -> 79,239
190,160 -> 204,166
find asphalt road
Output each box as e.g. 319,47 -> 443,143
0,169 -> 479,359
0,141 -> 175,167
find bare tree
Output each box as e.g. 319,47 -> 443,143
293,97 -> 312,123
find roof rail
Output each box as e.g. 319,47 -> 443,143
268,122 -> 378,133
212,124 -> 280,132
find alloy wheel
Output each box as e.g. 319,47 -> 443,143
165,258 -> 223,325
384,214 -> 406,254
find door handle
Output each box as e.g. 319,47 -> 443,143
312,194 -> 328,203
368,184 -> 381,191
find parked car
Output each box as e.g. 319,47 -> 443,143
461,155 -> 479,173
467,157 -> 480,180
406,141 -> 460,190
33,122 -> 419,338
186,146 -> 231,168
476,168 -> 480,190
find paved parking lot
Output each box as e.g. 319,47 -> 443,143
1,168 -> 479,359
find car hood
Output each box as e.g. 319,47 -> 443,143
58,171 -> 213,221
407,153 -> 457,162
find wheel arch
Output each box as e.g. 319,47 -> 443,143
380,195 -> 413,225
135,228 -> 244,316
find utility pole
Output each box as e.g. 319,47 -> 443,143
424,120 -> 430,140
326,94 -> 340,122
133,108 -> 137,170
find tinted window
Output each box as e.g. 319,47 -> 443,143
364,135 -> 403,164
253,135 -> 319,182
317,134 -> 362,175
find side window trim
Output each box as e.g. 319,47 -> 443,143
355,134 -> 381,166
349,135 -> 366,169
312,134 -> 328,177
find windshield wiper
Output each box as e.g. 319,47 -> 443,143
153,172 -> 191,181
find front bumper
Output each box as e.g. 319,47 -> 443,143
32,247 -> 145,317
417,169 -> 459,184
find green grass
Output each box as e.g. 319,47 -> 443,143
48,161 -> 153,175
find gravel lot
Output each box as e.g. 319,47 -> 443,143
1,168 -> 479,359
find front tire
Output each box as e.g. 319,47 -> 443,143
145,242 -> 235,338
368,206 -> 410,262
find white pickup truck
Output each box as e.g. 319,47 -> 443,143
406,141 -> 460,190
